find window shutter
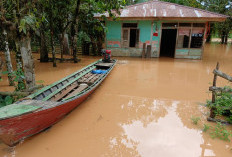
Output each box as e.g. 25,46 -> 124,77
122,28 -> 129,48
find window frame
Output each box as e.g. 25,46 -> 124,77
121,23 -> 140,48
174,22 -> 206,50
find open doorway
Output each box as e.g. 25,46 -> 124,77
160,29 -> 177,57
130,29 -> 137,47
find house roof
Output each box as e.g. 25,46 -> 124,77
96,0 -> 228,22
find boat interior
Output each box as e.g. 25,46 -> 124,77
31,61 -> 115,102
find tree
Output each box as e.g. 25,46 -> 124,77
37,2 -> 49,62
0,0 -> 40,89
76,0 -> 127,55
0,56 -> 3,81
203,0 -> 232,44
70,0 -> 81,63
2,30 -> 14,86
161,0 -> 204,8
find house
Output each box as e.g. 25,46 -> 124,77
97,0 -> 227,59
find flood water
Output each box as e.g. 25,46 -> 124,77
0,43 -> 232,157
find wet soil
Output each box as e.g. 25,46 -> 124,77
0,43 -> 232,157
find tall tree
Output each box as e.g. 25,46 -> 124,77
0,0 -> 40,89
0,56 -> 3,81
203,0 -> 232,44
37,2 -> 49,62
48,0 -> 57,67
161,0 -> 204,8
70,0 -> 81,63
2,30 -> 14,86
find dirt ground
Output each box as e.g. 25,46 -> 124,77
0,43 -> 232,157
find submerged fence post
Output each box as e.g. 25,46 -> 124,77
210,62 -> 219,118
142,43 -> 146,58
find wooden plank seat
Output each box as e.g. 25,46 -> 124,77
78,73 -> 102,85
51,82 -> 78,101
95,63 -> 114,67
42,67 -> 95,101
62,84 -> 89,100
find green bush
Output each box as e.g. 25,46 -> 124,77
207,86 -> 232,123
0,95 -> 14,108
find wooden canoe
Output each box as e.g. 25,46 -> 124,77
0,59 -> 116,146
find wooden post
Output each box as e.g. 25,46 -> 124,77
210,62 -> 219,118
146,45 -> 151,58
213,69 -> 232,82
142,43 -> 146,58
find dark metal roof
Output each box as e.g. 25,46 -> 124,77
96,0 -> 228,21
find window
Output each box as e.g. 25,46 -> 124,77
122,23 -> 139,48
190,29 -> 204,48
193,23 -> 205,28
176,23 -> 205,49
162,23 -> 178,28
177,29 -> 190,48
179,23 -> 191,27
123,23 -> 138,28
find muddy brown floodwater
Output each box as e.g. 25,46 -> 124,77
0,43 -> 232,157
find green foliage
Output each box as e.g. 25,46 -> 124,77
77,31 -> 91,46
1,69 -> 26,91
161,0 -> 204,8
0,95 -> 14,108
203,124 -> 211,132
207,86 -> 232,123
210,122 -> 232,141
191,116 -> 201,125
189,116 -> 232,141
36,80 -> 45,84
19,15 -> 39,34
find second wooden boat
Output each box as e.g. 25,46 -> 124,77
0,59 -> 116,146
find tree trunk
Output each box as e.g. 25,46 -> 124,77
70,0 -> 81,63
49,0 -> 56,67
14,40 -> 26,91
221,31 -> 225,44
90,37 -> 96,56
206,23 -> 213,43
225,33 -> 228,44
63,34 -> 70,55
0,57 -> 3,80
19,35 -> 35,89
97,36 -> 103,55
72,32 -> 78,63
3,30 -> 15,86
50,32 -> 56,67
206,30 -> 211,43
40,28 -> 49,62
59,32 -> 64,62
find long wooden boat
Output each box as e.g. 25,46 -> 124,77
0,59 -> 116,146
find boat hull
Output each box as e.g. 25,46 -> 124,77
0,87 -> 95,146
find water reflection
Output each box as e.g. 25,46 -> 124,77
109,99 -> 219,157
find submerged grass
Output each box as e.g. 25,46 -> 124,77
191,116 -> 232,142
191,116 -> 201,125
